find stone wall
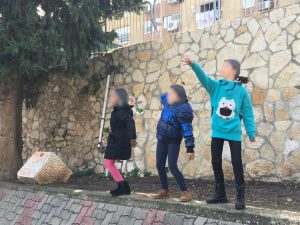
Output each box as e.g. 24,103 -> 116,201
23,3 -> 300,182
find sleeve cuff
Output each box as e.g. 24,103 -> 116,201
248,132 -> 256,139
186,148 -> 194,153
129,133 -> 137,140
190,63 -> 197,69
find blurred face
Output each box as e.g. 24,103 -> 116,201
167,88 -> 181,105
221,61 -> 236,81
110,91 -> 121,106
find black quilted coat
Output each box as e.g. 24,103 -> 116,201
104,105 -> 136,160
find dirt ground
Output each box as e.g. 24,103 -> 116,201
45,175 -> 300,212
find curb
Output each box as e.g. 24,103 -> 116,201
1,181 -> 299,225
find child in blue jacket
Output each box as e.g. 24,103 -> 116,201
182,56 -> 256,210
153,85 -> 195,202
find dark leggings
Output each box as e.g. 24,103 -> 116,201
156,140 -> 187,191
211,137 -> 244,186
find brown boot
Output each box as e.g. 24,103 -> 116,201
152,189 -> 170,199
180,190 -> 192,202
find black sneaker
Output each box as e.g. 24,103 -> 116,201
110,182 -> 121,194
111,181 -> 131,197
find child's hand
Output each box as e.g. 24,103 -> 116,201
131,139 -> 137,147
250,138 -> 255,142
187,153 -> 195,160
182,55 -> 194,66
129,97 -> 136,106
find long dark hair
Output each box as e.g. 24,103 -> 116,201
224,59 -> 249,84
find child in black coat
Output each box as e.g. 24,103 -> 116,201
104,88 -> 137,197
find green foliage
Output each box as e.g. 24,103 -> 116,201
0,1 -> 46,79
0,0 -> 142,91
80,75 -> 102,95
100,0 -> 143,19
103,127 -> 110,133
96,173 -> 113,180
125,168 -> 140,178
143,171 -> 152,177
80,62 -> 121,96
73,168 -> 95,177
96,167 -> 147,180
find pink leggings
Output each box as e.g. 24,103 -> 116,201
104,159 -> 124,182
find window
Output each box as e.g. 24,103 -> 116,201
163,13 -> 181,31
145,19 -> 161,34
115,26 -> 130,45
145,21 -> 153,33
243,0 -> 255,15
243,0 -> 273,10
258,0 -> 274,11
243,0 -> 255,9
167,0 -> 178,4
196,0 -> 220,28
200,1 -> 218,13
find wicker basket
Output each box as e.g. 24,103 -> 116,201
17,152 -> 72,184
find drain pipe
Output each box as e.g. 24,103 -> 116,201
97,74 -> 111,152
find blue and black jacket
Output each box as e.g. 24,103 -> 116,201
156,93 -> 195,153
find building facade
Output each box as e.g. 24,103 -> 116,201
104,0 -> 298,48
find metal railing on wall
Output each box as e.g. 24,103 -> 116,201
101,0 -> 276,51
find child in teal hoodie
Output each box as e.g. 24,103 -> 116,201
182,56 -> 256,210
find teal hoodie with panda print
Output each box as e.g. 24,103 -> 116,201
191,63 -> 256,141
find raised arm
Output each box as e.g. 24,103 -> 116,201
160,92 -> 168,107
182,55 -> 218,94
241,91 -> 256,141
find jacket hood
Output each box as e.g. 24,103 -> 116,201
173,102 -> 194,122
219,79 -> 242,91
218,79 -> 243,98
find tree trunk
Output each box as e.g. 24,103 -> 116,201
0,75 -> 23,180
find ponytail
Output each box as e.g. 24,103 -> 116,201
224,59 -> 249,84
236,76 -> 249,84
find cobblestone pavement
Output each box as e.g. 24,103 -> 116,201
0,188 -> 242,225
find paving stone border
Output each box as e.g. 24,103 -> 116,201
0,187 -> 242,225
1,182 -> 299,225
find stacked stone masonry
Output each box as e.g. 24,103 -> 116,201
23,3 -> 300,182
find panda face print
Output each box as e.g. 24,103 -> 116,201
216,97 -> 236,120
